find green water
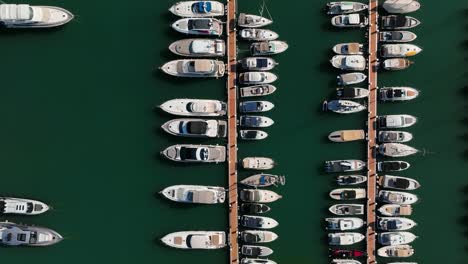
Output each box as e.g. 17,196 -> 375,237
0,0 -> 467,263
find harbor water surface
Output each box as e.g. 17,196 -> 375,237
0,0 -> 467,263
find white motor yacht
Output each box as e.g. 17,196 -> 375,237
240,101 -> 275,113
0,222 -> 62,246
382,0 -> 421,14
169,39 -> 225,57
172,18 -> 223,36
327,2 -> 368,15
377,245 -> 415,257
328,232 -> 365,245
331,14 -> 368,27
169,1 -> 225,17
378,217 -> 417,231
161,59 -> 225,78
239,72 -> 278,85
0,4 -> 73,28
330,188 -> 366,200
379,87 -> 419,101
324,100 -> 366,114
379,190 -> 418,205
379,31 -> 417,43
239,57 -> 278,71
240,230 -> 278,243
240,85 -> 277,98
160,185 -> 225,204
239,115 -> 274,128
161,118 -> 227,138
378,204 -> 413,216
381,44 -> 422,58
161,144 -> 226,163
378,231 -> 417,245
240,28 -> 279,41
378,143 -> 418,157
238,13 -> 272,28
240,215 -> 279,229
378,114 -> 417,129
326,217 -> 364,231
250,41 -> 289,56
161,231 -> 226,249
240,189 -> 282,203
379,175 -> 420,190
0,197 -> 49,215
242,157 -> 275,170
331,55 -> 366,71
159,99 -> 226,117
329,204 -> 364,216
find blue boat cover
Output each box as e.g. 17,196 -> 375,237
197,2 -> 212,13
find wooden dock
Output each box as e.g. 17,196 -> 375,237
226,0 -> 239,264
366,1 -> 378,264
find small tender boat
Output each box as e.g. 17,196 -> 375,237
239,72 -> 278,85
331,260 -> 362,264
326,217 -> 364,231
381,44 -> 422,58
241,245 -> 274,257
159,99 -> 226,117
383,58 -> 413,71
169,39 -> 225,57
240,215 -> 279,229
238,13 -> 272,28
250,41 -> 289,56
327,2 -> 368,15
336,87 -> 369,99
240,85 -> 277,98
377,161 -> 411,172
330,188 -> 366,200
379,175 -> 420,190
325,160 -> 366,173
378,232 -> 417,246
328,232 -> 365,245
379,131 -> 413,143
379,31 -> 417,43
338,72 -> 367,85
169,1 -> 224,17
161,119 -> 227,138
0,4 -> 73,28
333,43 -> 364,55
240,130 -> 268,140
240,189 -> 282,203
241,174 -> 285,188
323,100 -> 366,114
240,29 -> 279,41
161,59 -> 225,77
379,87 -> 419,102
240,230 -> 278,243
330,249 -> 365,258
337,175 -> 367,185
161,231 -> 226,249
240,101 -> 275,113
383,0 -> 421,14
331,14 -> 368,28
329,204 -> 364,215
378,143 -> 418,157
241,258 -> 277,264
160,185 -> 225,204
172,18 -> 223,36
379,204 -> 413,216
379,190 -> 418,205
328,130 -> 365,143
239,57 -> 278,71
381,15 -> 420,29
241,203 -> 271,214
0,197 -> 49,215
377,245 -> 414,257
0,222 -> 62,246
242,157 -> 275,170
378,217 -> 417,231
240,115 -> 274,128
161,144 -> 226,163
378,115 -> 417,129
330,55 -> 366,71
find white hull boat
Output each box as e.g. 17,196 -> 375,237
169,39 -> 225,57
379,204 -> 413,216
333,43 -> 364,55
324,100 -> 366,114
383,0 -> 421,14
383,58 -> 413,71
240,115 -> 274,128
239,72 -> 278,85
241,215 -> 279,229
240,230 -> 278,243
241,245 -> 274,257
325,160 -> 366,173
327,2 -> 368,15
336,87 -> 369,99
381,44 -> 422,58
328,232 -> 365,245
240,85 -> 277,98
379,190 -> 418,205
326,217 -> 364,231
379,87 -> 419,101
331,259 -> 362,264
169,1 -> 225,17
238,13 -> 272,28
160,185 -> 225,204
172,18 -> 223,36
378,217 -> 417,231
338,72 -> 367,85
337,175 -> 367,185
0,197 -> 49,215
378,161 -> 411,172
329,204 -> 364,215
0,222 -> 62,246
161,144 -> 226,163
381,15 -> 420,29
161,118 -> 227,138
379,31 -> 417,43
240,57 -> 278,71
242,157 -> 275,170
240,101 -> 275,113
331,14 -> 368,27
159,99 -> 226,117
377,245 -> 415,257
241,174 -> 285,188
161,59 -> 225,78
330,188 -> 366,200
240,29 -> 279,41
379,175 -> 420,190
378,231 -> 417,246
0,4 -> 73,28
331,55 -> 366,71
241,258 -> 277,264
378,114 -> 417,129
240,130 -> 268,140
240,189 -> 282,203
251,41 -> 289,56
161,231 -> 226,249
328,130 -> 365,142
378,143 -> 418,157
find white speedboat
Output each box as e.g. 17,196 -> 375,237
331,260 -> 362,264
329,204 -> 364,216
378,161 -> 411,172
379,204 -> 413,216
240,101 -> 275,113
250,41 -> 289,56
378,231 -> 417,245
378,217 -> 417,231
381,15 -> 420,29
378,190 -> 418,205
241,245 -> 274,257
160,185 -> 225,204
331,55 -> 366,71
378,143 -> 418,157
328,232 -> 365,245
161,59 -> 225,78
333,43 -> 364,55
169,39 -> 225,57
161,231 -> 226,249
161,144 -> 226,163
0,197 -> 49,215
239,72 -> 278,85
0,222 -> 62,246
327,2 -> 368,15
238,13 -> 272,28
381,44 -> 422,58
241,174 -> 285,188
331,14 -> 368,28
383,58 -> 413,71
242,157 -> 275,170
240,85 -> 277,98
241,215 -> 279,229
379,31 -> 417,43
240,189 -> 282,203
240,130 -> 268,141
161,119 -> 227,138
337,175 -> 367,185
324,100 -> 366,114
240,29 -> 279,41
336,87 -> 369,99
379,87 -> 419,101
378,114 -> 417,129
330,188 -> 366,200
383,0 -> 421,14
240,115 -> 274,128
241,258 -> 277,264
240,57 -> 278,71
338,72 -> 367,85
240,230 -> 278,243
169,1 -> 225,17
325,160 -> 366,173
328,130 -> 365,143
172,18 -> 223,36
0,4 -> 73,28
159,99 -> 226,117
379,175 -> 420,190
377,245 -> 415,257
326,217 -> 364,231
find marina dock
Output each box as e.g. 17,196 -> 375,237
366,0 -> 378,263
226,0 -> 239,264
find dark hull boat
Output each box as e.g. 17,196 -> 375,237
325,160 -> 366,173
337,175 -> 367,185
377,161 -> 411,172
330,249 -> 365,258
381,15 -> 420,29
241,203 -> 271,214
241,245 -> 274,257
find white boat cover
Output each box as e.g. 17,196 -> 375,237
192,40 -> 213,53
348,14 -> 360,24
0,4 -> 32,21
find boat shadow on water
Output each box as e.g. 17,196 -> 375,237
0,25 -> 63,36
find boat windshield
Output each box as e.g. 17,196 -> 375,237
188,19 -> 212,30
185,121 -> 208,134
179,147 -> 203,160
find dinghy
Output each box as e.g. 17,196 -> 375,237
383,58 -> 413,71
327,2 -> 368,15
379,204 -> 413,216
331,55 -> 366,71
326,217 -> 364,231
242,157 -> 275,170
323,100 -> 366,114
161,231 -> 226,249
238,13 -> 272,28
379,190 -> 418,205
161,118 -> 227,138
240,130 -> 268,140
241,215 -> 279,229
161,144 -> 226,163
240,189 -> 282,203
383,0 -> 421,14
337,175 -> 367,185
378,143 -> 418,157
328,130 -> 365,143
381,15 -> 420,29
251,41 -> 289,56
338,72 -> 367,85
169,39 -> 225,57
378,217 -> 417,231
240,101 -> 275,113
239,72 -> 278,85
330,249 -> 365,258
169,1 -> 225,17
336,87 -> 369,99
378,161 -> 411,172
239,115 -> 274,128
379,87 -> 419,102
0,4 -> 73,28
240,230 -> 278,243
378,231 -> 417,245
333,43 -> 364,55
331,14 -> 368,28
241,174 -> 286,188
172,18 -> 223,36
241,245 -> 274,257
239,57 -> 278,71
378,114 -> 417,129
377,245 -> 414,257
241,203 -> 271,214
0,197 -> 49,215
160,185 -> 225,204
161,59 -> 225,77
329,204 -> 364,215
240,85 -> 277,98
328,232 -> 365,245
379,175 -> 420,190
379,31 -> 417,43
159,99 -> 226,117
381,44 -> 422,58
330,188 -> 366,200
240,29 -> 279,41
325,160 -> 366,173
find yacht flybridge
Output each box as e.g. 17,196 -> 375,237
0,4 -> 73,28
